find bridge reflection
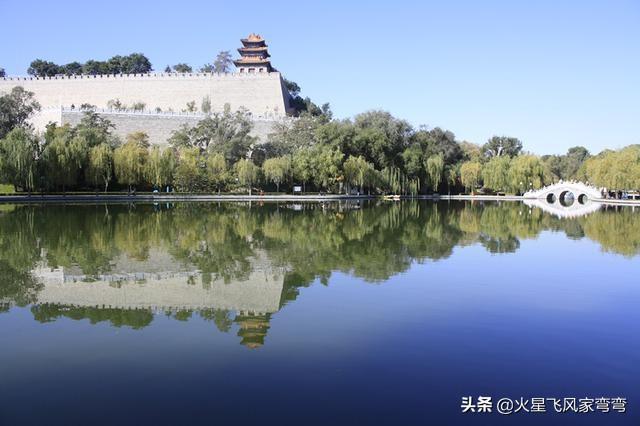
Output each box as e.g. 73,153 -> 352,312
523,198 -> 602,218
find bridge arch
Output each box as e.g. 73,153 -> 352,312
523,182 -> 602,203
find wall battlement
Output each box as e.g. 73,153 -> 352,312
1,70 -> 283,82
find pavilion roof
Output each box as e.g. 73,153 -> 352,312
234,57 -> 271,64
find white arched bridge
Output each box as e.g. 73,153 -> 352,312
522,181 -> 604,218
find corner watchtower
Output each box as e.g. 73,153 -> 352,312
234,33 -> 274,73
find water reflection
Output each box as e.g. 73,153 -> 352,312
1,200 -> 639,346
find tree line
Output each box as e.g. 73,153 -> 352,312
1,85 -> 639,194
24,51 -> 235,78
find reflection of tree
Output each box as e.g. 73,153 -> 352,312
1,200 -> 640,345
30,304 -> 153,329
580,208 -> 640,257
0,260 -> 41,306
199,308 -> 234,332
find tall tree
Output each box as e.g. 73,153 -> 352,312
425,154 -> 444,192
86,143 -> 113,192
206,153 -> 228,194
213,51 -> 233,73
343,155 -> 372,194
481,156 -> 511,192
146,147 -> 176,190
0,86 -> 41,139
483,136 -> 523,158
234,159 -> 259,195
113,133 -> 149,191
508,155 -> 546,194
0,127 -> 39,192
292,148 -> 313,192
174,147 -> 205,192
41,125 -> 86,191
460,161 -> 482,194
263,157 -> 291,193
311,146 -> 344,191
0,68 -> 5,78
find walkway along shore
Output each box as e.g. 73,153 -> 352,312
0,193 -> 639,205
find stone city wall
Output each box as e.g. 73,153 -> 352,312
60,108 -> 284,146
0,71 -> 293,133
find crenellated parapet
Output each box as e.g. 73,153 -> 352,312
1,70 -> 284,82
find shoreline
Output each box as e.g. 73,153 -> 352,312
0,193 -> 639,206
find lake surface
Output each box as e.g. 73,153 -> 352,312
1,200 -> 639,425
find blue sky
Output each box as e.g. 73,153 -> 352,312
1,0 -> 638,155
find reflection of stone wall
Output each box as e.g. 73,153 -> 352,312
32,250 -> 286,314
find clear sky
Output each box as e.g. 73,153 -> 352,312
1,0 -> 638,155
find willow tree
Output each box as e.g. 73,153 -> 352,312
41,126 -> 87,191
425,154 -> 444,193
460,161 -> 482,194
0,127 -> 39,192
311,146 -> 344,191
263,156 -> 291,193
482,156 -> 511,192
508,155 -> 546,194
206,153 -> 228,194
343,155 -> 371,194
234,159 -> 259,195
146,147 -> 176,191
113,134 -> 149,191
174,147 -> 206,192
86,143 -> 113,192
581,146 -> 640,190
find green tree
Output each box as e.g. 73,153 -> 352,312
173,63 -> 192,73
113,133 -> 149,191
169,108 -> 255,163
312,146 -> 344,191
41,125 -> 87,191
292,148 -> 313,192
483,136 -> 523,158
268,114 -> 322,155
460,161 -> 482,194
263,157 -> 291,193
200,64 -> 214,73
352,111 -> 412,170
508,155 -> 546,194
425,154 -> 444,192
0,86 -> 41,139
0,127 -> 39,192
86,143 -> 113,192
174,147 -> 205,192
343,155 -> 372,194
206,153 -> 228,193
146,147 -> 176,190
120,53 -> 152,74
482,156 -> 511,192
213,51 -> 233,73
27,59 -> 61,77
234,159 -> 259,195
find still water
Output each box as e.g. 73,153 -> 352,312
0,200 -> 639,425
